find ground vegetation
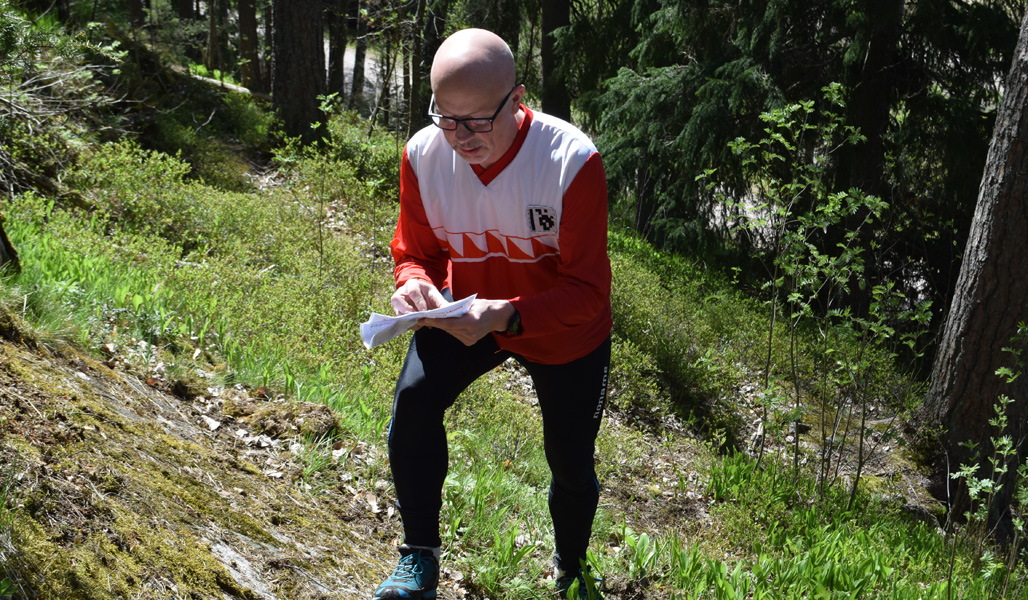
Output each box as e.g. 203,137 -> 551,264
2,2 -> 1028,599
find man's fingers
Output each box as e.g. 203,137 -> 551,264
425,287 -> 447,308
391,280 -> 438,314
407,287 -> 427,311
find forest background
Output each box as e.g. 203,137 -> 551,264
2,0 -> 1028,598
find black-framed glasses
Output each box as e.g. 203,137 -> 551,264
428,85 -> 517,133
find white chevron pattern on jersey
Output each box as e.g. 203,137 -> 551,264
432,228 -> 559,262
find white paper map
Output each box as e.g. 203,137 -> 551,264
360,294 -> 477,349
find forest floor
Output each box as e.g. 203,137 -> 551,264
0,306 -> 941,599
0,313 -> 703,599
0,107 -> 942,597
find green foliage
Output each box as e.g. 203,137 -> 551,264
609,228 -> 772,444
316,105 -> 402,195
583,0 -> 1022,341
608,334 -> 662,413
0,2 -> 122,195
620,524 -> 656,579
697,451 -> 1024,600
705,86 -> 931,503
2,9 -> 1021,595
141,86 -> 276,191
188,62 -> 240,87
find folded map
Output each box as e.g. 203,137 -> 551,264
360,294 -> 477,349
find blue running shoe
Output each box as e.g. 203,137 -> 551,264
556,569 -> 603,599
373,545 -> 439,599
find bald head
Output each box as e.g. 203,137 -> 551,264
428,29 -> 525,169
431,28 -> 516,95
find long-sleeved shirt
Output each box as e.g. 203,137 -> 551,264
390,105 -> 612,364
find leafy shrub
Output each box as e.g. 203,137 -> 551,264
0,4 -> 120,196
72,141 -> 200,244
320,108 -> 402,198
223,92 -> 278,151
609,334 -> 663,414
608,229 -> 772,443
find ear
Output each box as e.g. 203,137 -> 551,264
510,84 -> 526,112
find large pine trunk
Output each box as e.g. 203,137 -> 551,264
925,7 -> 1028,539
541,0 -> 570,121
272,0 -> 326,144
0,214 -> 19,274
238,0 -> 264,92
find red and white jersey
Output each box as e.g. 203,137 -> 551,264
391,106 -> 612,364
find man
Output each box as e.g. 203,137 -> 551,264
374,28 -> 611,600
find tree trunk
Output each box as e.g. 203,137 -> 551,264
263,0 -> 273,89
0,214 -> 19,274
422,0 -> 448,60
925,6 -> 1028,540
407,0 -> 427,136
176,0 -> 193,19
371,35 -> 394,129
327,0 -> 349,96
127,0 -> 145,28
206,0 -> 223,73
272,0 -> 327,144
239,0 -> 264,92
349,0 -> 368,112
841,0 -> 903,198
541,0 -> 571,121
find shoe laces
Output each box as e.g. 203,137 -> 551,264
393,549 -> 431,581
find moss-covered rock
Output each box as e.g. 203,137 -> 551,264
0,340 -> 394,599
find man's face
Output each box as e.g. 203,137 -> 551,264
431,83 -> 523,169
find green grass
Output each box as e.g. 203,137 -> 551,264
3,107 -> 1028,599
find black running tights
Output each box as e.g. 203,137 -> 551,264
387,325 -> 610,573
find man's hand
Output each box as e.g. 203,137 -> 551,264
391,279 -> 447,315
422,299 -> 514,346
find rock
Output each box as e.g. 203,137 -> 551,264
789,421 -> 812,435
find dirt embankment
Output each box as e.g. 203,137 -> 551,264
0,308 -> 401,600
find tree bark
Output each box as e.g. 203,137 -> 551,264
407,0 -> 427,136
175,0 -> 193,19
0,214 -> 19,274
239,0 -> 264,92
272,0 -> 327,144
841,0 -> 903,198
541,0 -> 571,121
127,0 -> 146,28
263,0 -> 273,88
349,0 -> 368,112
327,0 -> 349,96
925,6 -> 1028,538
206,0 -> 225,73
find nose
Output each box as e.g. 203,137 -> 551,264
455,124 -> 476,141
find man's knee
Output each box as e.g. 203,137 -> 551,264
547,452 -> 599,495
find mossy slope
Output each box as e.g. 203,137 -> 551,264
0,326 -> 395,599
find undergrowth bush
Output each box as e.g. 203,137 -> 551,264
319,107 -> 403,191
0,4 -> 121,196
699,450 -> 1028,599
609,228 -> 773,444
